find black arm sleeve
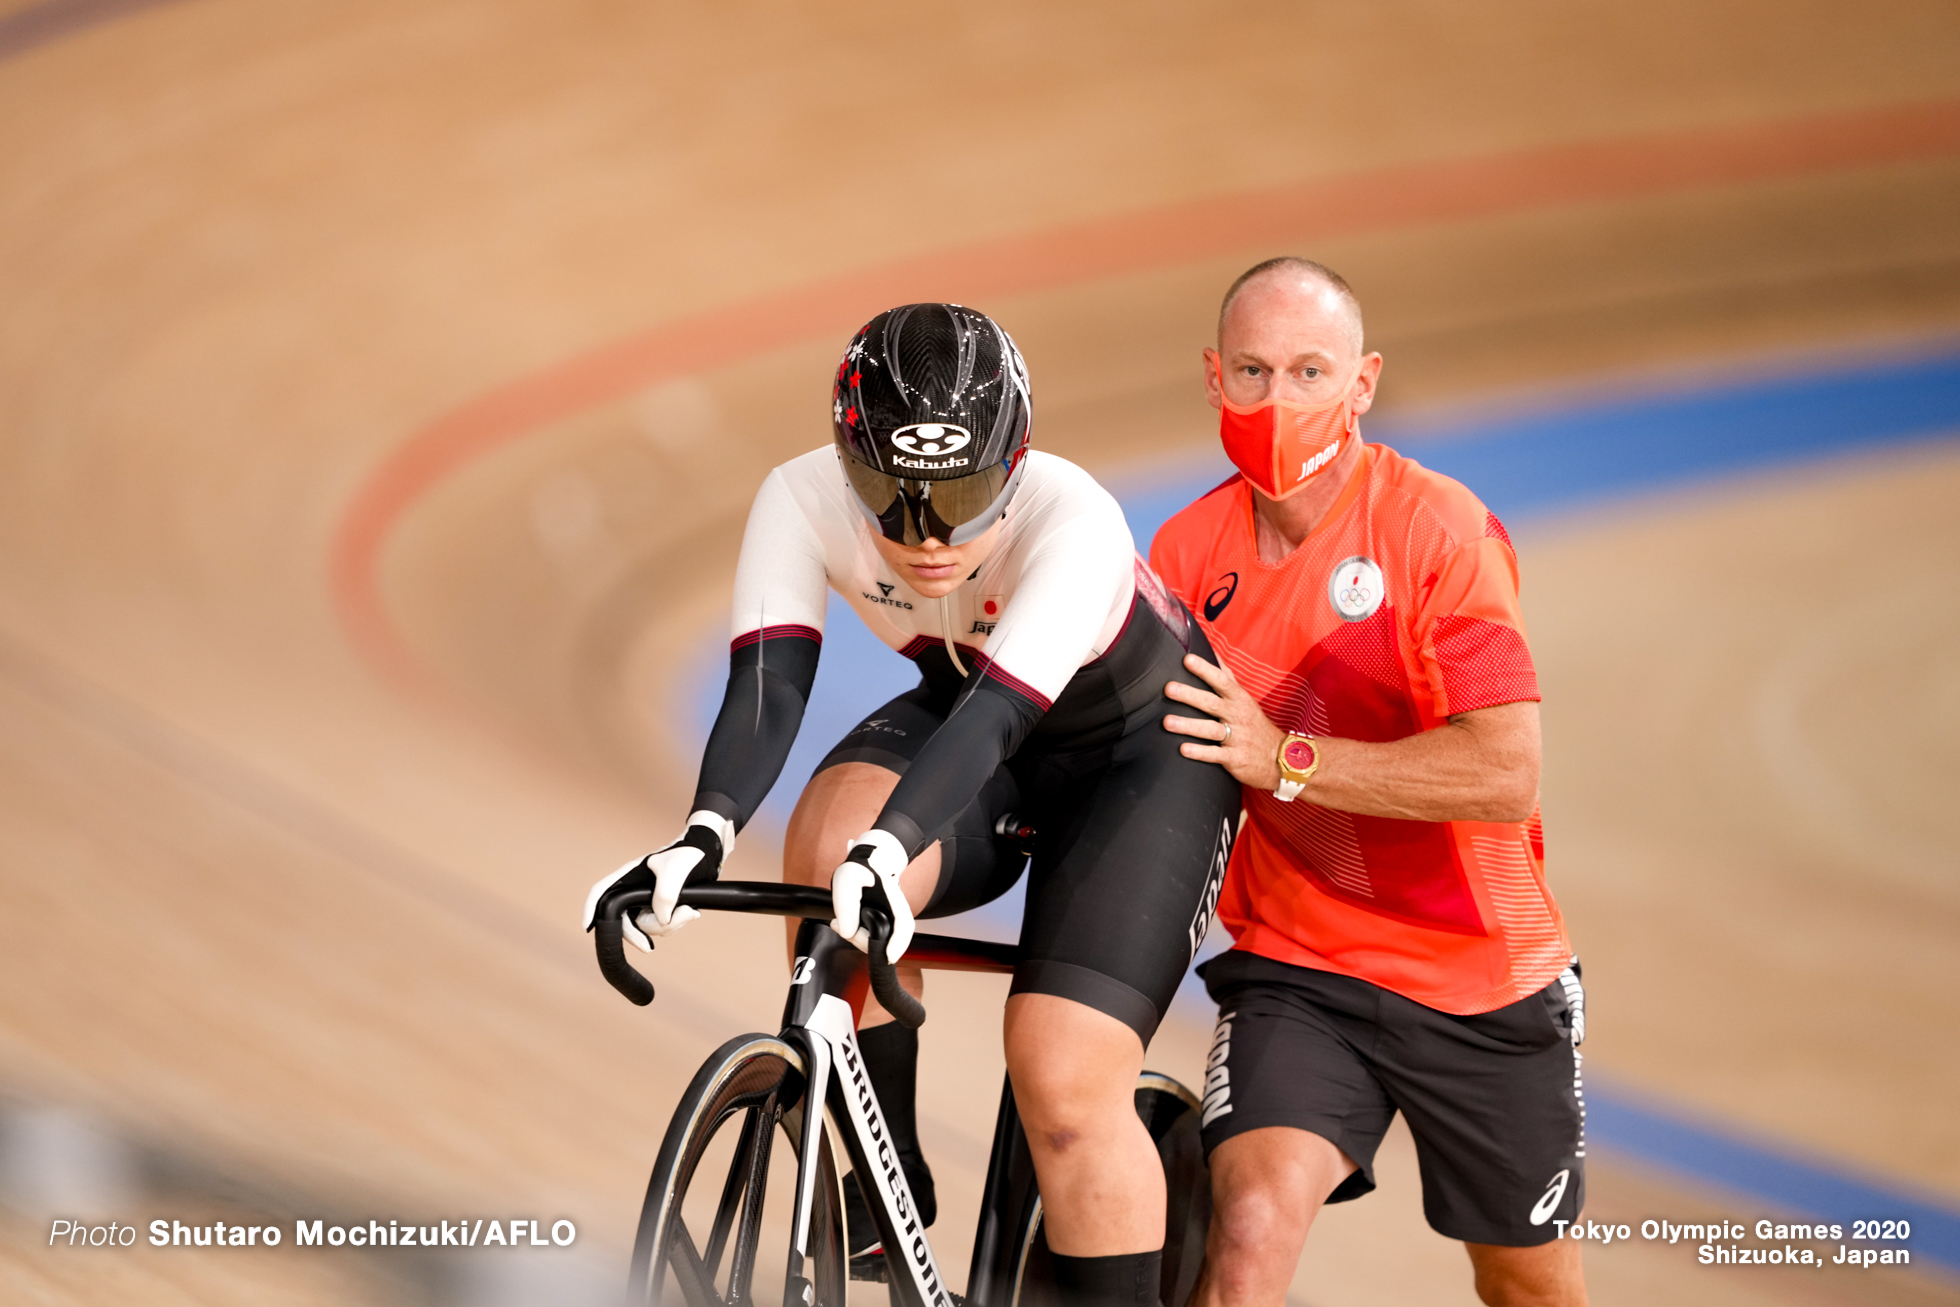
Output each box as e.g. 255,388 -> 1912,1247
690,631 -> 822,832
873,675 -> 1045,859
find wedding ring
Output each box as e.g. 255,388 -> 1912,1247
1222,723 -> 1233,744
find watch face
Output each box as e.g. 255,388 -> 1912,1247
1281,738 -> 1317,772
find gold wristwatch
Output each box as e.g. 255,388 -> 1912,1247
1273,733 -> 1320,802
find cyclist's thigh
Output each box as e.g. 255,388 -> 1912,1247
1013,695 -> 1240,1044
921,763 -> 1024,919
786,685 -> 944,893
795,683 -> 1025,920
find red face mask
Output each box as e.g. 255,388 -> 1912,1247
1212,356 -> 1359,500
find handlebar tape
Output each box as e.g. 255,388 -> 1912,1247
593,913 -> 656,1006
867,924 -> 926,1029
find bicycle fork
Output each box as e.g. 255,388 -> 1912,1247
782,923 -> 954,1307
778,1027 -> 829,1307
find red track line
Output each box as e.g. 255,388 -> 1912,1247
330,97 -> 1960,687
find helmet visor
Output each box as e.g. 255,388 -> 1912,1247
842,456 -> 1016,547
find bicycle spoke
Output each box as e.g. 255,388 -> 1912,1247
667,1216 -> 720,1307
636,1042 -> 842,1307
703,1106 -> 764,1281
724,1088 -> 780,1307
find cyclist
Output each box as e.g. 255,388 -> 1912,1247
586,303 -> 1239,1307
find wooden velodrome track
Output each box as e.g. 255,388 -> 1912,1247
2,1 -> 1957,1303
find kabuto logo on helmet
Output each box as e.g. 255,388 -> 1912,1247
891,421 -> 973,471
891,424 -> 972,457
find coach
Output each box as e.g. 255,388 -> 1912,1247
1152,259 -> 1587,1307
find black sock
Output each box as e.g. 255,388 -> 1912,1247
843,1022 -> 936,1251
1049,1250 -> 1164,1307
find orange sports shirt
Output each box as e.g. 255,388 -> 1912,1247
1151,443 -> 1571,1014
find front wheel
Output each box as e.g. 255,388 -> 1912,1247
631,1034 -> 849,1307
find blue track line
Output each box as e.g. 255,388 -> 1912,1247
1379,347 -> 1960,521
1588,1085 -> 1960,1273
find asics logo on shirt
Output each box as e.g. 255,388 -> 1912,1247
1204,572 -> 1239,621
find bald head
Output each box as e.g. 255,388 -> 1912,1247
1217,257 -> 1364,361
1205,256 -> 1381,430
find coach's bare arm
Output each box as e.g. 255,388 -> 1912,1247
1163,656 -> 1541,823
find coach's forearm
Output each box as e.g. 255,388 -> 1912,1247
1303,701 -> 1541,823
1165,658 -> 1541,824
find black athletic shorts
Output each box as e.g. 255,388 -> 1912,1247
1197,950 -> 1587,1247
814,638 -> 1240,1044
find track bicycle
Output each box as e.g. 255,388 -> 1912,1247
592,879 -> 1212,1307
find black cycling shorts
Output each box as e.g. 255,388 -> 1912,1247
1197,950 -> 1587,1247
814,655 -> 1239,1044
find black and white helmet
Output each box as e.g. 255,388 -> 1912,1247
832,303 -> 1033,546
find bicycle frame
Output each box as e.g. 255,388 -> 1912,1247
782,916 -> 1031,1307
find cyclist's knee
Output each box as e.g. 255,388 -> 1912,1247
1004,994 -> 1143,1144
1014,1090 -> 1116,1158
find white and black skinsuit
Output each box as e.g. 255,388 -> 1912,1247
690,446 -> 1240,1040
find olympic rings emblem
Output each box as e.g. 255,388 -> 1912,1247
1328,556 -> 1385,622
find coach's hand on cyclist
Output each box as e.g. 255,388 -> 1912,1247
1164,653 -> 1285,790
829,830 -> 915,962
581,811 -> 736,951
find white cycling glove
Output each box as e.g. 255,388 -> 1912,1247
581,811 -> 736,952
829,829 -> 914,962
